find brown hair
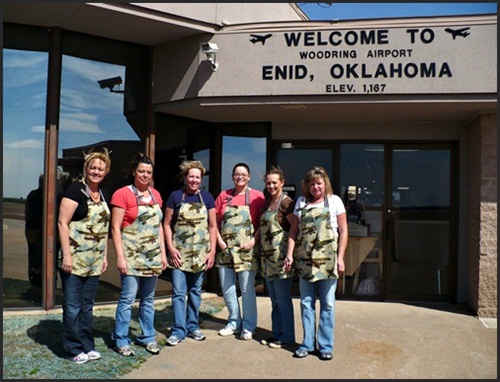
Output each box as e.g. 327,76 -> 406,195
128,152 -> 153,182
179,160 -> 206,181
301,166 -> 333,199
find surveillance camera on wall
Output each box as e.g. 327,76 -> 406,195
97,76 -> 124,93
200,42 -> 219,54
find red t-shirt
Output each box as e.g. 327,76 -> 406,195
214,188 -> 266,231
110,185 -> 163,228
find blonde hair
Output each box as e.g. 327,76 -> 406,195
81,148 -> 111,181
179,160 -> 206,181
301,166 -> 333,199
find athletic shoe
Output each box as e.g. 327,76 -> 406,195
116,345 -> 135,357
71,352 -> 89,364
218,325 -> 241,337
260,337 -> 277,346
319,351 -> 333,361
145,341 -> 160,354
240,329 -> 253,340
268,340 -> 286,349
187,329 -> 206,341
166,335 -> 185,346
86,350 -> 102,360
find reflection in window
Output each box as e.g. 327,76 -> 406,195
3,49 -> 48,308
57,55 -> 159,305
221,136 -> 266,191
340,144 -> 384,208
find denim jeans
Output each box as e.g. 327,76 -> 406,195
218,267 -> 257,332
112,274 -> 158,348
170,268 -> 205,339
60,270 -> 100,357
266,277 -> 295,344
298,277 -> 337,353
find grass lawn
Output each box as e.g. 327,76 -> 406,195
3,296 -> 225,379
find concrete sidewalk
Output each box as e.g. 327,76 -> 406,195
122,295 -> 497,379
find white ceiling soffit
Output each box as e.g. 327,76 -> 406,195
3,3 -> 221,46
156,96 -> 496,124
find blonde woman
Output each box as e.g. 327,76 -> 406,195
58,149 -> 111,364
285,166 -> 348,361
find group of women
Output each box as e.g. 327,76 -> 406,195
57,150 -> 347,364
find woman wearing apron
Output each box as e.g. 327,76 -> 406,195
58,149 -> 111,364
163,160 -> 217,346
285,166 -> 348,361
242,166 -> 296,349
215,163 -> 266,340
111,153 -> 167,357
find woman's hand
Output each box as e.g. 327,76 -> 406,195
61,255 -> 73,274
169,248 -> 183,268
240,237 -> 255,251
116,256 -> 128,275
283,255 -> 294,272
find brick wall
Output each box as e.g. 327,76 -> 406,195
467,113 -> 497,318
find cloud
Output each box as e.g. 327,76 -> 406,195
60,117 -> 105,134
4,139 -> 44,149
64,55 -> 125,84
30,125 -> 45,133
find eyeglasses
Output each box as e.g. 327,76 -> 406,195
232,173 -> 249,179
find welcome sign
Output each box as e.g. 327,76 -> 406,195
200,17 -> 497,97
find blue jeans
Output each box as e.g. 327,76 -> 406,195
170,268 -> 204,339
218,267 -> 257,332
266,277 -> 295,344
112,274 -> 158,348
298,277 -> 337,353
60,271 -> 100,357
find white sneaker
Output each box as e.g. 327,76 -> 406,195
71,352 -> 89,364
240,329 -> 253,341
218,325 -> 240,337
86,350 -> 102,360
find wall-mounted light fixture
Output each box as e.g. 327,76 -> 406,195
97,76 -> 124,94
200,42 -> 219,72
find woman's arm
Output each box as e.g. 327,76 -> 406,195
111,206 -> 128,275
163,206 -> 182,268
205,208 -> 218,269
57,197 -> 78,273
284,213 -> 299,272
336,212 -> 348,274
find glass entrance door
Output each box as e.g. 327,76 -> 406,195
385,145 -> 455,301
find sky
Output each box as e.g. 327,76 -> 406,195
3,3 -> 497,198
299,2 -> 497,20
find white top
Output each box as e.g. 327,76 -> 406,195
293,194 -> 346,230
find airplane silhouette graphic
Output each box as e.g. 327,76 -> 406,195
250,34 -> 272,45
445,27 -> 471,40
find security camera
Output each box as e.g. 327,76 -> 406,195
200,42 -> 218,54
97,76 -> 124,93
97,76 -> 122,89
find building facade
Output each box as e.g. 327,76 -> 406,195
3,3 -> 497,317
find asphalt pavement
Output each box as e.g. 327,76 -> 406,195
121,294 -> 497,380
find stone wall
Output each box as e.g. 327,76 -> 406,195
467,113 -> 497,318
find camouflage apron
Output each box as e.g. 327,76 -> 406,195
260,192 -> 293,280
58,185 -> 110,277
171,192 -> 211,273
216,188 -> 259,272
296,198 -> 339,282
121,186 -> 163,276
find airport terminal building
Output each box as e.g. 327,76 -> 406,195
3,3 -> 497,318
